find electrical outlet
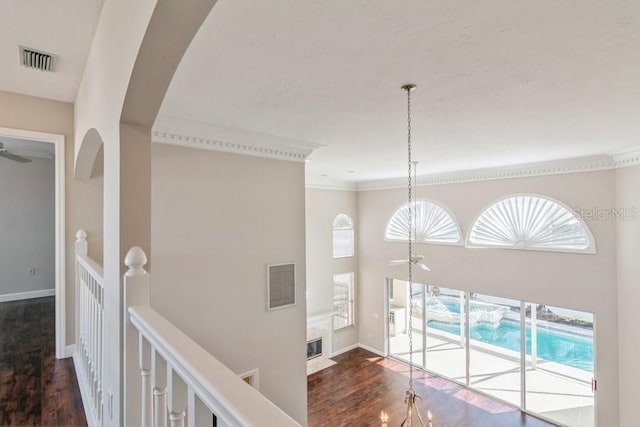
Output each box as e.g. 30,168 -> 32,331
28,267 -> 36,276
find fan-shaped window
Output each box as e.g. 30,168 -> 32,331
333,214 -> 354,258
467,194 -> 596,254
385,201 -> 462,245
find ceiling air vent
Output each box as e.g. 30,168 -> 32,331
18,46 -> 56,72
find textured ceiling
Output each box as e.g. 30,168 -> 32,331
0,0 -> 104,102
160,0 -> 638,184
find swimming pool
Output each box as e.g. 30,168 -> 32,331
424,300 -> 594,372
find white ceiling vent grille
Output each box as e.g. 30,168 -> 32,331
18,46 -> 56,72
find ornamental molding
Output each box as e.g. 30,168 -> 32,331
612,147 -> 640,169
305,181 -> 358,191
357,149 -> 640,191
152,115 -> 323,163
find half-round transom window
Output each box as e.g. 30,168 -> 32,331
385,200 -> 462,245
467,194 -> 596,254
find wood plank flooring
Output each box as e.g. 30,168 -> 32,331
308,348 -> 557,427
0,297 -> 87,426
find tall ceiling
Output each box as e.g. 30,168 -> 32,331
160,0 -> 640,184
0,0 -> 104,103
1,0 -> 638,183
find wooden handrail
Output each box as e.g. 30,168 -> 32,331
76,253 -> 104,282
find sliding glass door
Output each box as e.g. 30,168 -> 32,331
468,294 -> 522,407
423,286 -> 467,383
388,279 -> 425,368
525,303 -> 595,427
386,279 -> 595,427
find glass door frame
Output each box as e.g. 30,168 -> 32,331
384,278 -> 597,427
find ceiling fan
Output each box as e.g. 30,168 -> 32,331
0,142 -> 33,163
389,254 -> 431,271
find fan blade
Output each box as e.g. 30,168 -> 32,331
10,149 -> 52,159
0,151 -> 31,163
419,263 -> 431,271
411,255 -> 425,262
390,259 -> 409,266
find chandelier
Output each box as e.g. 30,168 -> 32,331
400,83 -> 429,427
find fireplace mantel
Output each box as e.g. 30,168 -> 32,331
307,311 -> 337,324
306,311 -> 337,375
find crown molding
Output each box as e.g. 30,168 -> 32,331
305,181 -> 358,191
611,146 -> 640,168
152,115 -> 324,163
356,154 -> 624,191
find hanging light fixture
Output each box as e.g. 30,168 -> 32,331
399,83 -> 428,427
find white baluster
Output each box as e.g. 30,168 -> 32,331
187,388 -> 195,427
97,286 -> 104,422
83,267 -> 89,377
91,276 -> 96,401
169,410 -> 186,427
140,334 -> 152,427
153,352 -> 168,427
168,367 -> 187,427
187,388 -> 211,427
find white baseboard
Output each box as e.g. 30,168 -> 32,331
358,343 -> 386,357
0,289 -> 55,303
330,343 -> 359,358
63,344 -> 76,359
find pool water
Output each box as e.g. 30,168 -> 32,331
428,319 -> 594,372
416,295 -> 594,371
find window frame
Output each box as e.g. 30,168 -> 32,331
384,199 -> 463,246
333,213 -> 355,258
465,193 -> 597,254
333,272 -> 355,331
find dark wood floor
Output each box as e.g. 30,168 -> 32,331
308,348 -> 557,427
0,297 -> 87,426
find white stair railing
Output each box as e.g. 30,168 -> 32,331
123,246 -> 301,427
74,230 -> 104,426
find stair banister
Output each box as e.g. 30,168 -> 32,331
74,229 -> 105,427
123,246 -> 300,427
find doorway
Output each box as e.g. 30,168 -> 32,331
0,127 -> 66,358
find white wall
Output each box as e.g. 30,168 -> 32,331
151,143 -> 308,425
0,157 -> 54,297
305,188 -> 358,353
615,165 -> 640,427
357,170 -> 619,425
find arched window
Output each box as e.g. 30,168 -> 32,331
385,200 -> 462,245
467,194 -> 596,254
333,214 -> 354,258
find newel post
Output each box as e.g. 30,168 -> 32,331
124,246 -> 150,427
76,229 -> 88,257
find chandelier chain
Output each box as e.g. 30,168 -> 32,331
406,86 -> 414,393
